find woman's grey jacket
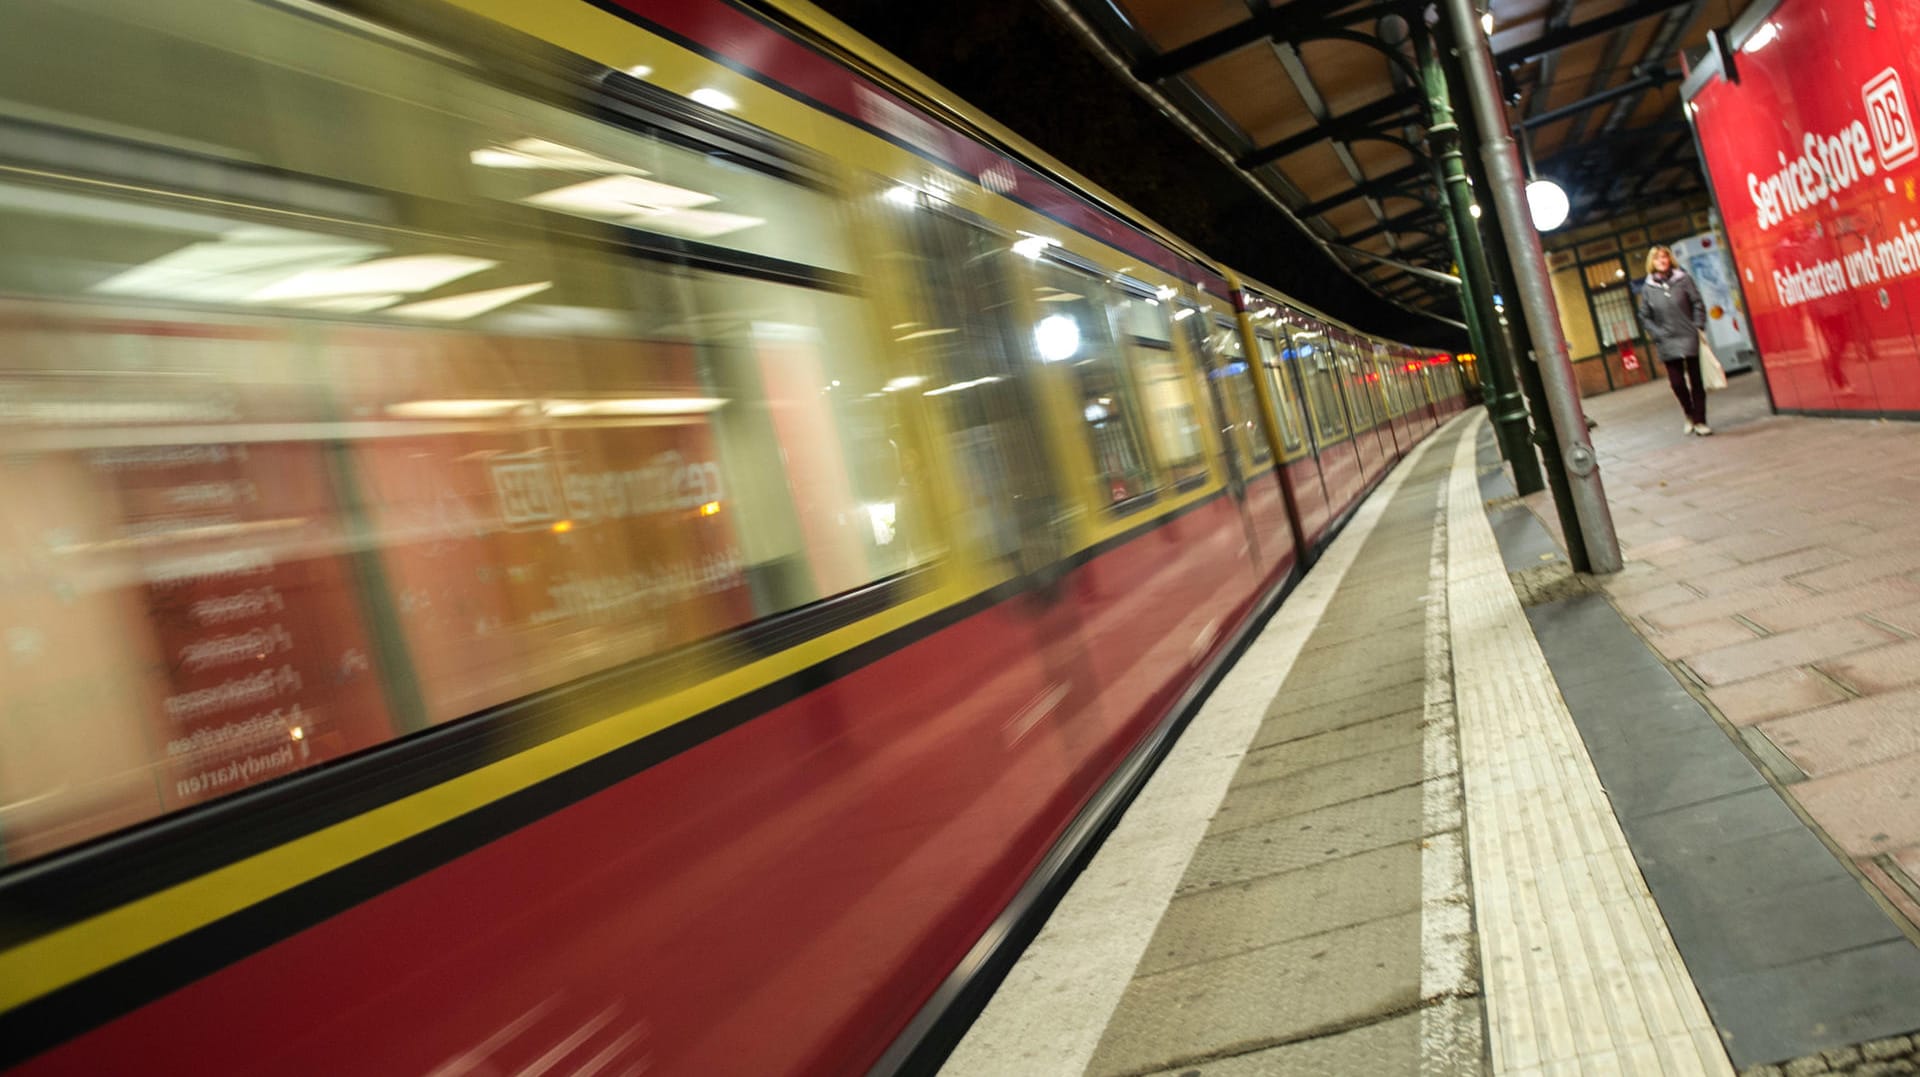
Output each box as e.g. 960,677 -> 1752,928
1637,268 -> 1707,361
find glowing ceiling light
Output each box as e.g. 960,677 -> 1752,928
1012,235 -> 1056,259
1480,10 -> 1494,35
625,64 -> 654,78
249,255 -> 496,304
540,397 -> 728,417
525,175 -> 717,215
690,87 -> 737,111
884,185 -> 918,207
385,399 -> 534,419
388,281 -> 553,321
639,208 -> 766,238
1154,284 -> 1178,300
91,228 -> 383,304
1526,179 -> 1570,231
1469,203 -> 1483,219
469,138 -> 640,174
1035,314 -> 1081,361
1172,307 -> 1196,321
883,376 -> 928,391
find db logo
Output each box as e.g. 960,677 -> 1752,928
1865,68 -> 1918,171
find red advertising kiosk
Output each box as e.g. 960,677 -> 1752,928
1683,0 -> 1920,417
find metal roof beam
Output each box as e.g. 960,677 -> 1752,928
1493,0 -> 1697,67
1237,90 -> 1419,167
1339,206 -> 1440,243
1520,67 -> 1678,129
1294,163 -> 1429,216
1130,0 -> 1409,82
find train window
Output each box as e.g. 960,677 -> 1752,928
1116,294 -> 1207,487
1027,259 -> 1155,506
0,0 -> 924,861
1374,346 -> 1404,418
1285,319 -> 1349,443
1209,320 -> 1271,467
1335,334 -> 1379,429
899,206 -> 1063,573
0,0 -> 853,275
1253,329 -> 1306,453
1177,305 -> 1249,477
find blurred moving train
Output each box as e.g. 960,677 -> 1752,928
0,0 -> 1470,1072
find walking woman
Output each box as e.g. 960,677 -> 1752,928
1637,245 -> 1711,435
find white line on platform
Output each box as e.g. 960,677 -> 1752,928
1420,464 -> 1482,1076
1444,415 -> 1733,1076
939,430 -> 1451,1077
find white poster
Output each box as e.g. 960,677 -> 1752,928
1671,231 -> 1757,372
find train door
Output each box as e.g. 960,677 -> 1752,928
900,203 -> 1106,812
1178,302 -> 1263,567
1207,313 -> 1292,562
1284,316 -> 1362,515
1253,322 -> 1332,549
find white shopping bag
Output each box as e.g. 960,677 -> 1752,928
1700,333 -> 1728,391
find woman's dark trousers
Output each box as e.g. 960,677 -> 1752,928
1664,353 -> 1706,425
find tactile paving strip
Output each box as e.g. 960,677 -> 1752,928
1445,415 -> 1734,1077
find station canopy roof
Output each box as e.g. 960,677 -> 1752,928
1046,0 -> 1753,315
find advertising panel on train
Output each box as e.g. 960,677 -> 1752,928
1687,0 -> 1920,413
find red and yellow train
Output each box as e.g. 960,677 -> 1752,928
0,0 -> 1469,1072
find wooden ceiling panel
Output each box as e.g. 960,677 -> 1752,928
1320,201 -> 1375,236
1121,0 -> 1249,53
1276,142 -> 1352,200
1186,47 -> 1314,146
1530,116 -> 1577,161
1296,39 -> 1400,117
1346,138 -> 1413,177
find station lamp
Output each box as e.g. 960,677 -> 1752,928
1526,179 -> 1570,232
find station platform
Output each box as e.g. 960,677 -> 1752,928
938,380 -> 1920,1077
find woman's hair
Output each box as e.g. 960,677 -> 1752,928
1645,245 -> 1675,277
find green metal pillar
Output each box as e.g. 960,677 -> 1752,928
1437,16 -> 1592,570
1417,26 -> 1544,495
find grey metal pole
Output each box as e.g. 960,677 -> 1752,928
1440,0 -> 1622,574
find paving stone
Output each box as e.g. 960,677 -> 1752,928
1590,724 -> 1768,817
1135,1000 -> 1486,1077
1760,686 -> 1920,777
1257,681 -> 1426,742
1683,547 -> 1852,599
1659,875 -> 1907,980
1085,911 -> 1424,1077
1876,599 -> 1920,635
1259,654 -> 1427,716
1648,617 -> 1767,660
1706,667 -> 1852,726
1208,743 -> 1425,835
1698,941 -> 1920,1069
1684,620 -> 1898,687
1820,640 -> 1920,696
1142,841 -> 1422,976
1230,711 -> 1428,790
1178,779 -> 1458,893
1640,583 -> 1813,631
1792,754 -> 1920,855
1744,577 -> 1920,633
1791,549 -> 1920,597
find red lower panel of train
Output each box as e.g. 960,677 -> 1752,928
22,497 -> 1286,1077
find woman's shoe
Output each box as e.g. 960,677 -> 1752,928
1684,421 -> 1696,434
1694,423 -> 1712,435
